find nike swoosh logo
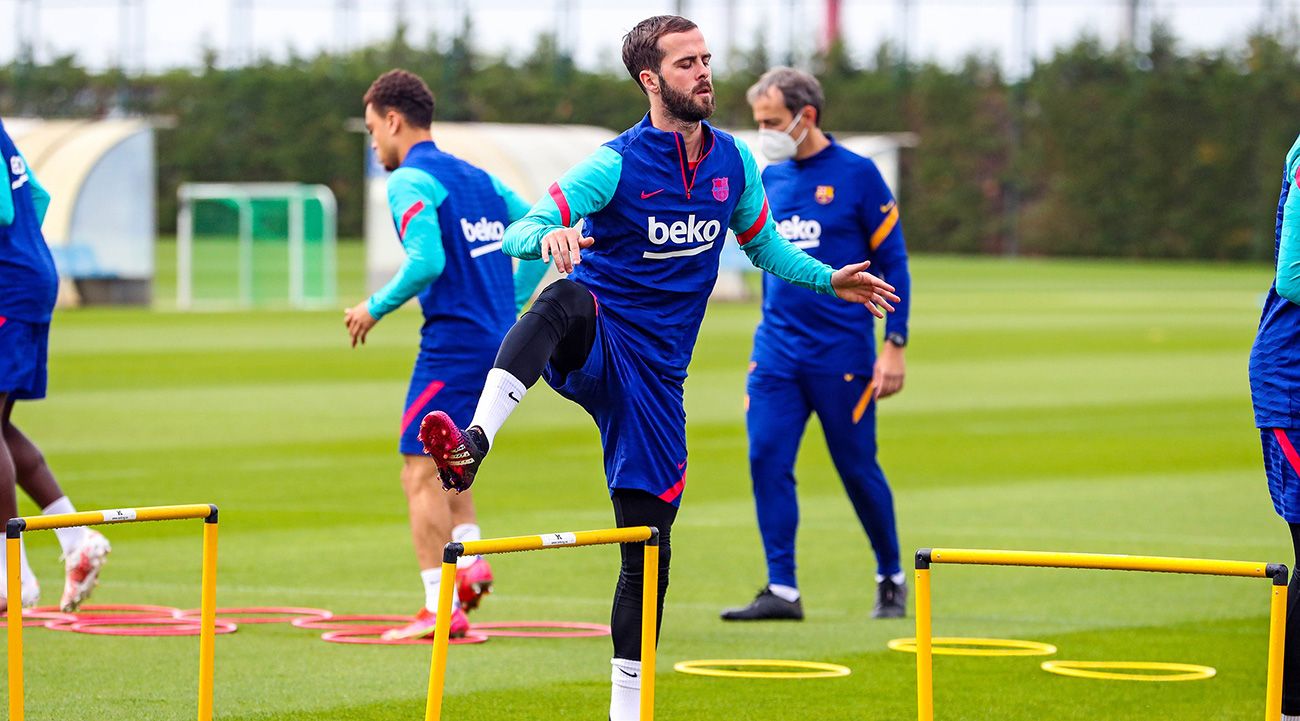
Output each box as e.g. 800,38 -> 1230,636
618,668 -> 638,678
507,391 -> 520,403
641,189 -> 665,199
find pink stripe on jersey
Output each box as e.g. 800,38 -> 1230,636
402,379 -> 446,434
736,197 -> 769,245
548,182 -> 572,227
399,201 -> 426,239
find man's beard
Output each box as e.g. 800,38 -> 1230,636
658,74 -> 715,123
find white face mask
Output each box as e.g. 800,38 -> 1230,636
758,113 -> 809,162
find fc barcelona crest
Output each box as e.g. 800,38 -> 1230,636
815,185 -> 835,205
712,177 -> 730,202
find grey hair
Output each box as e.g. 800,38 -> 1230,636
746,67 -> 825,126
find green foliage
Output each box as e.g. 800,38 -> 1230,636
3,23 -> 1299,259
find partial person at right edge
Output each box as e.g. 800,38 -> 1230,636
721,67 -> 912,623
1248,132 -> 1300,721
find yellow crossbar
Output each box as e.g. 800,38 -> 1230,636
18,503 -> 216,532
460,526 -> 653,556
926,547 -> 1274,578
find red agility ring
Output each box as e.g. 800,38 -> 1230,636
60,604 -> 184,620
319,628 -> 488,646
471,621 -> 611,638
175,606 -> 333,624
64,617 -> 239,637
291,614 -> 412,631
2,606 -> 76,627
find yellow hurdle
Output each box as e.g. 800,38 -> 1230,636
425,525 -> 658,721
913,547 -> 1288,721
6,504 -> 220,721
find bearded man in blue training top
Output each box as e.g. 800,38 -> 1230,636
1248,132 -> 1300,721
721,67 -> 912,623
417,16 -> 899,721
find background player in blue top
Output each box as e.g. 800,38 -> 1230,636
721,67 -> 913,623
1248,132 -> 1300,720
414,16 -> 899,721
344,70 -> 548,641
0,119 -> 113,614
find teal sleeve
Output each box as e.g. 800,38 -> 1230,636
367,167 -> 449,319
512,258 -> 550,312
0,152 -> 48,227
502,146 -> 622,260
1279,143 -> 1300,304
489,173 -> 534,223
729,140 -> 834,295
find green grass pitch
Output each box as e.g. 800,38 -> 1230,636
0,245 -> 1288,719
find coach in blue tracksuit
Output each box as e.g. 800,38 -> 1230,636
721,67 -> 913,622
1248,132 -> 1300,720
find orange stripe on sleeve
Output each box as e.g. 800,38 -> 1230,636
869,205 -> 900,251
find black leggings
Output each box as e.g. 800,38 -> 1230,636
1286,523 -> 1300,714
494,278 -> 596,388
611,489 -> 676,661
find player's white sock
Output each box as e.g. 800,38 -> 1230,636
768,584 -> 800,602
420,567 -> 461,613
451,523 -> 483,570
1282,714 -> 1300,720
609,658 -> 642,721
876,572 -> 908,585
468,368 -> 527,447
42,496 -> 86,557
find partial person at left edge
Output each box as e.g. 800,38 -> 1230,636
343,70 -> 549,640
0,117 -> 112,613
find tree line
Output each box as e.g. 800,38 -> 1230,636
1,22 -> 1297,261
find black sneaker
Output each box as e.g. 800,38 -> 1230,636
872,576 -> 907,618
720,588 -> 804,621
418,411 -> 488,492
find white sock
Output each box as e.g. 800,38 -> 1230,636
420,567 -> 461,613
0,537 -> 37,589
768,583 -> 800,602
609,658 -> 642,721
876,572 -> 908,585
468,368 -> 527,446
1282,715 -> 1300,720
43,496 -> 86,557
451,523 -> 482,570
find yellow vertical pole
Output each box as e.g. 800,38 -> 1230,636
915,567 -> 933,721
639,534 -> 660,721
1265,580 -> 1287,721
424,558 -> 459,721
197,516 -> 219,721
7,531 -> 25,721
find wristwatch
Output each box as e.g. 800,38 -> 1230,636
885,332 -> 907,348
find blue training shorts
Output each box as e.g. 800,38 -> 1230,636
1260,428 -> 1300,523
543,302 -> 688,506
0,317 -> 49,401
399,349 -> 493,456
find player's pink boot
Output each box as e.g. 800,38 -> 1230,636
418,411 -> 487,492
456,556 -> 494,612
381,606 -> 469,640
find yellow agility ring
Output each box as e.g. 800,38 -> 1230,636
673,659 -> 851,679
1041,660 -> 1216,682
888,637 -> 1058,657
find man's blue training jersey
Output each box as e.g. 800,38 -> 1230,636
503,114 -> 838,384
394,141 -> 516,358
752,141 -> 911,376
1250,134 -> 1300,428
0,118 -> 57,323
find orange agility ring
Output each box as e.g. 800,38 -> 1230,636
291,614 -> 411,631
65,617 -> 239,637
176,606 -> 332,624
471,621 -> 610,638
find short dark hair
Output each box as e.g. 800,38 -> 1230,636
621,15 -> 699,95
747,67 -> 825,126
363,69 -> 435,129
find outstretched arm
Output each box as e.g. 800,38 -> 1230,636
729,140 -> 898,317
1278,160 -> 1300,304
